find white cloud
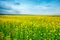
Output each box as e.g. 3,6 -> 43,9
0,1 -> 60,15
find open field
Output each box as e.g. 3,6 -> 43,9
0,15 -> 60,40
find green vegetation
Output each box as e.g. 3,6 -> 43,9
0,15 -> 60,40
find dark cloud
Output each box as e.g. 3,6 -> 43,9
0,0 -> 20,14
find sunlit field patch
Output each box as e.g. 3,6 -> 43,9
0,15 -> 60,40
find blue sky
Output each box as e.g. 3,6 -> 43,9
0,0 -> 60,15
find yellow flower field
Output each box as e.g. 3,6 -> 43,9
0,15 -> 60,40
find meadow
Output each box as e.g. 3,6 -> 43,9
0,15 -> 60,40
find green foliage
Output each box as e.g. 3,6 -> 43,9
0,16 -> 60,40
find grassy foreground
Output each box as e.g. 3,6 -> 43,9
0,15 -> 60,40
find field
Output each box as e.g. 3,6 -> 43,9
0,15 -> 60,40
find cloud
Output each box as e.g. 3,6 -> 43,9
0,0 -> 60,15
0,1 -> 21,14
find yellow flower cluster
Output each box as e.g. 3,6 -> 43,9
0,15 -> 60,40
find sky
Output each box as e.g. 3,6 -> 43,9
0,0 -> 60,15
